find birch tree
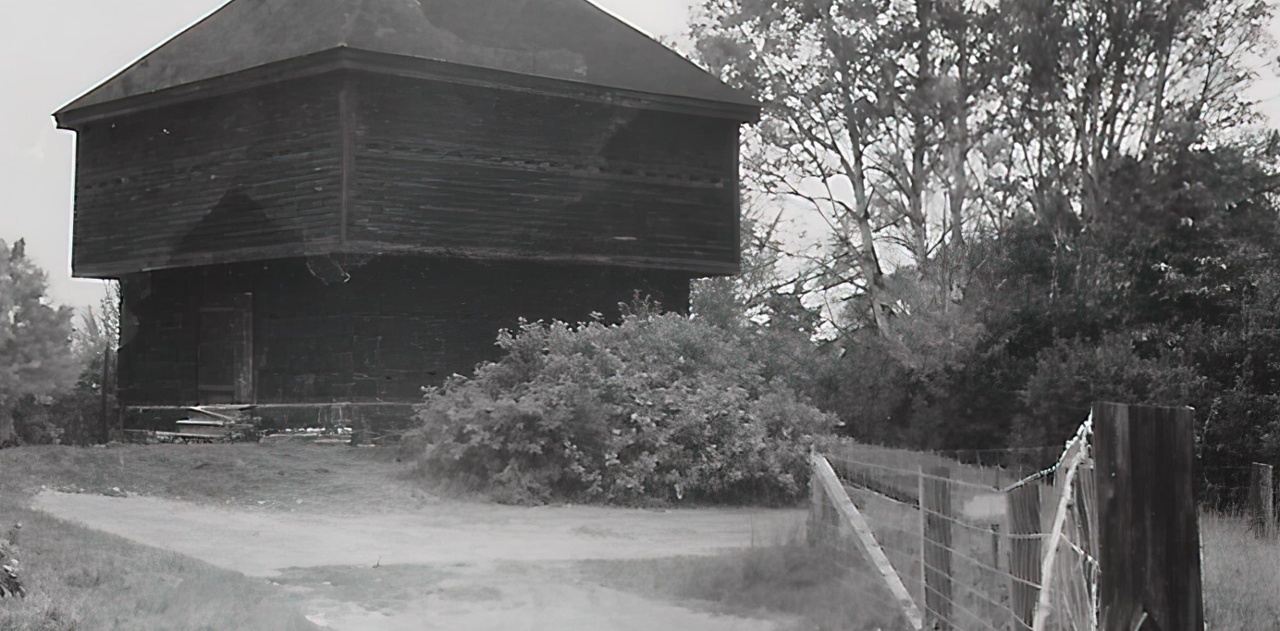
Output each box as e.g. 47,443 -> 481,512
693,0 -> 918,333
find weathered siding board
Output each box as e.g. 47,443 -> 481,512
118,270 -> 201,405
71,70 -> 742,279
117,255 -> 691,408
72,77 -> 345,278
350,75 -> 740,274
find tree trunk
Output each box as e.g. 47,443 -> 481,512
907,0 -> 934,264
948,116 -> 968,248
855,208 -> 890,334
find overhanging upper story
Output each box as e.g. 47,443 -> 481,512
56,0 -> 759,280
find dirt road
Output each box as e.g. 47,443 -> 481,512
34,491 -> 807,630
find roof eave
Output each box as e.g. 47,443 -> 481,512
54,48 -> 761,129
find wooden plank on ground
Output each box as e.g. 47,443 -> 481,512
812,454 -> 924,631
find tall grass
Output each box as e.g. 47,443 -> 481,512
1200,512 -> 1280,631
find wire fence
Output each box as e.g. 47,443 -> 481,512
1200,464 -> 1272,512
809,418 -> 1101,631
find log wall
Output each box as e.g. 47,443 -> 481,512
72,76 -> 345,277
350,73 -> 741,274
117,255 -> 691,407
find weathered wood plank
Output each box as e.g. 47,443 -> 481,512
72,76 -> 345,278
811,454 -> 924,631
1008,483 -> 1042,631
1248,462 -> 1276,539
1093,402 -> 1203,631
351,74 -> 740,274
922,466 -> 954,631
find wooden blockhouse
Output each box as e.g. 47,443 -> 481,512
55,0 -> 758,431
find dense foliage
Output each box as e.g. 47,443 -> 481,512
407,306 -> 834,505
0,240 -> 78,447
812,145 -> 1280,469
1,239 -> 116,447
685,0 -> 1280,475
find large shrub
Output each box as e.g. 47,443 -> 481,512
407,308 -> 834,505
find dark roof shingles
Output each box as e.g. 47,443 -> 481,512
60,0 -> 755,114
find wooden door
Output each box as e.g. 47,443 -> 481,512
197,293 -> 253,404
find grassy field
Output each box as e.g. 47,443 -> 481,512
0,440 -> 423,630
0,439 -> 431,513
1200,512 -> 1280,631
0,441 -> 826,630
2,440 -> 1276,631
0,501 -> 319,631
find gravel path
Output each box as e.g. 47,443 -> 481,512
34,491 -> 806,630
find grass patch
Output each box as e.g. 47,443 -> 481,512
579,544 -> 909,631
1201,511 -> 1280,630
0,440 -> 429,630
0,439 -> 428,513
0,500 -> 318,631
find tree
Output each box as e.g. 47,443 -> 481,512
70,282 -> 120,365
691,197 -> 789,328
692,0 -> 906,333
691,0 -> 1011,335
999,0 -> 1271,222
0,239 -> 78,446
687,0 -> 1280,457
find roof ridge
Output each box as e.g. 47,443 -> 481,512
55,0 -> 759,117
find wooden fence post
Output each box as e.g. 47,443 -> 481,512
990,524 -> 1001,571
1093,402 -> 1204,631
922,466 -> 953,631
808,452 -> 831,548
1007,482 -> 1041,631
808,453 -> 821,547
1248,463 -> 1275,539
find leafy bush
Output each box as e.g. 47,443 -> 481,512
1015,333 -> 1207,447
406,307 -> 835,505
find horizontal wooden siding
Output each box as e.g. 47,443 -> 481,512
71,77 -> 344,277
349,74 -> 741,275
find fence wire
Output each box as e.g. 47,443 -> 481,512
810,417 -> 1101,631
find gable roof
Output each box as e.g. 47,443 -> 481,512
56,0 -> 757,118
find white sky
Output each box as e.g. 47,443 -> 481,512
2,0 -> 1279,311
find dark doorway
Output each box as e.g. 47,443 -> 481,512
198,293 -> 254,404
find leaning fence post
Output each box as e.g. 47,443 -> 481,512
1008,482 -> 1042,631
922,466 -> 953,630
1248,462 -> 1276,539
1093,402 -> 1204,631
